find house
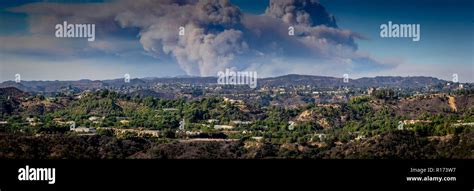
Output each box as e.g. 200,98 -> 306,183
367,87 -> 376,95
223,97 -> 244,105
312,133 -> 327,142
46,97 -> 56,101
71,126 -> 96,133
26,117 -> 42,126
355,135 -> 367,141
402,120 -> 431,125
26,117 -> 36,124
88,116 -> 100,121
207,119 -> 219,123
185,131 -> 202,136
141,130 -> 160,137
213,125 -> 234,130
88,116 -> 103,124
120,120 -> 130,125
163,108 -> 178,111
53,118 -> 63,122
451,122 -> 474,127
231,120 -> 252,125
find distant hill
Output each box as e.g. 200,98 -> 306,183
0,80 -> 105,93
0,75 -> 453,93
0,87 -> 29,98
129,89 -> 176,99
258,74 -> 447,88
259,74 -> 342,87
352,76 -> 445,88
0,87 -> 29,115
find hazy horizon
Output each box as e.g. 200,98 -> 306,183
0,73 -> 464,84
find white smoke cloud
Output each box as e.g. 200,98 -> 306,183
113,0 -> 247,76
5,0 -> 396,77
265,0 -> 337,27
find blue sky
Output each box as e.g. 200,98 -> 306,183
233,0 -> 473,79
320,0 -> 473,70
0,0 -> 472,82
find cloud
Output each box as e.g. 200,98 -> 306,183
264,0 -> 337,27
0,35 -> 94,57
114,0 -> 247,76
3,0 -> 397,77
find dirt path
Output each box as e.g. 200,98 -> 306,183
448,96 -> 457,112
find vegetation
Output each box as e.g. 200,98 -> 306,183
0,86 -> 473,159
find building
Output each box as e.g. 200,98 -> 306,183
88,116 -> 102,124
26,117 -> 42,126
213,125 -> 234,130
223,97 -> 244,105
207,119 -> 219,123
231,120 -> 252,125
179,118 -> 185,131
120,120 -> 130,125
71,126 -> 96,133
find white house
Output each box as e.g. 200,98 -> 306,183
71,126 -> 96,133
213,125 -> 234,130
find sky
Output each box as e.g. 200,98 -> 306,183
0,0 -> 472,82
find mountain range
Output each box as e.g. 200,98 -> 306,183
0,74 -> 458,93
